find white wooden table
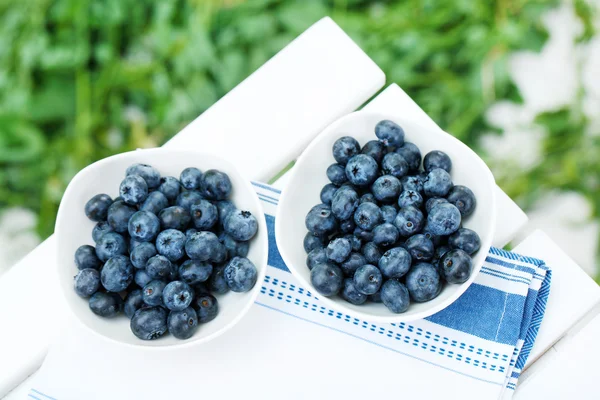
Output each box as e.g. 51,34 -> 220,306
2,18 -> 599,399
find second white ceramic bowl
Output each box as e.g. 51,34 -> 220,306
56,148 -> 268,348
275,111 -> 496,323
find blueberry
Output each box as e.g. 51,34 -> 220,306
92,221 -> 114,242
84,194 -> 112,222
158,206 -> 191,231
340,252 -> 366,276
129,238 -> 144,252
190,200 -> 218,230
200,169 -> 232,200
432,245 -> 451,275
405,262 -> 441,302
146,255 -> 173,280
405,234 -> 434,261
100,255 -> 134,292
135,269 -> 153,288
397,190 -> 423,209
176,191 -> 204,211
167,307 -> 198,339
353,264 -> 382,295
140,191 -> 169,214
142,280 -> 167,306
179,260 -> 213,285
354,227 -> 374,242
224,257 -> 258,292
440,249 -> 473,284
186,231 -> 220,261
344,234 -> 362,252
332,136 -> 361,165
123,289 -> 145,319
381,280 -> 410,313
210,242 -> 227,264
345,154 -> 379,186
320,183 -> 337,205
427,203 -> 461,236
378,247 -> 411,278
369,291 -> 383,303
331,187 -> 359,221
95,232 -> 127,262
381,153 -> 409,179
371,175 -> 402,203
341,278 -> 368,305
155,229 -> 186,262
74,268 -> 101,297
423,168 -> 453,197
127,211 -> 160,242
306,248 -> 327,270
130,306 -> 168,340
221,233 -> 249,258
305,204 -> 338,236
119,174 -> 148,205
393,206 -> 424,237
310,263 -> 343,297
425,197 -> 448,213
326,163 -> 348,186
359,193 -> 377,205
180,167 -> 203,190
400,175 -> 424,193
107,201 -> 136,233
75,245 -> 102,270
224,210 -> 258,241
185,228 -> 198,239
126,163 -> 161,189
157,176 -> 181,202
326,238 -> 352,263
130,242 -> 157,269
213,200 -> 233,225
380,205 -> 398,224
208,265 -> 230,294
362,242 -> 382,264
421,221 -> 443,246
375,120 -> 405,147
395,142 -> 421,171
194,293 -> 219,323
361,140 -> 385,164
372,223 -> 399,247
162,281 -> 193,311
354,202 -> 382,230
448,228 -> 481,255
424,150 -> 452,173
446,185 -> 476,217
304,232 -> 325,253
89,292 -> 123,318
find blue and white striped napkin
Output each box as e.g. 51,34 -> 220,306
28,182 -> 550,400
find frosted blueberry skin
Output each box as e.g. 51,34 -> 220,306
448,228 -> 481,255
375,119 -> 405,147
446,185 -> 477,217
310,263 -> 344,297
381,280 -> 411,313
332,136 -> 361,165
423,150 -> 452,173
406,263 -> 442,303
130,306 -> 168,340
345,154 -> 379,186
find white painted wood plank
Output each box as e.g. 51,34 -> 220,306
0,17 -> 385,397
511,230 -> 600,369
167,17 -> 385,182
514,312 -> 600,400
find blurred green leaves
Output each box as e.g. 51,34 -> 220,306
0,0 -> 592,244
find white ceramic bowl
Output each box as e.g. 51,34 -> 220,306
275,111 -> 496,323
56,148 -> 268,348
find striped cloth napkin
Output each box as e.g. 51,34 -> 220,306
28,182 -> 551,400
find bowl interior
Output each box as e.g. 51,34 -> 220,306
276,111 -> 496,322
56,148 -> 268,347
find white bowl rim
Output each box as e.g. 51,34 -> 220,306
56,148 -> 268,350
275,110 -> 497,323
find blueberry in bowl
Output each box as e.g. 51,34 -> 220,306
56,149 -> 268,347
276,111 -> 496,322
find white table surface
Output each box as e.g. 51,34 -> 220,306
2,17 -> 600,400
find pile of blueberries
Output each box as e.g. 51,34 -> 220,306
73,163 -> 259,340
304,120 -> 480,313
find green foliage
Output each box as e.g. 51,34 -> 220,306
0,0 -> 594,248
